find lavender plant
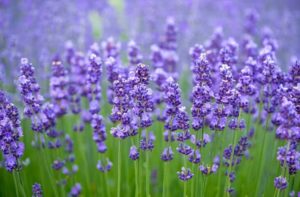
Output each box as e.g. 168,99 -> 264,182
1,1 -> 300,197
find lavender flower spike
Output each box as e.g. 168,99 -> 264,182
129,145 -> 139,160
0,90 -> 24,172
177,167 -> 193,181
274,176 -> 287,190
69,183 -> 82,197
32,183 -> 43,197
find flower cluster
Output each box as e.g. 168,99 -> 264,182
97,159 -> 113,172
32,183 -> 43,197
69,183 -> 82,197
50,57 -> 69,117
199,156 -> 220,175
18,58 -> 44,132
274,97 -> 300,186
151,17 -> 178,74
127,40 -> 143,66
0,91 -> 24,172
177,167 -> 193,181
86,52 -> 107,154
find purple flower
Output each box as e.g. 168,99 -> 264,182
97,159 -> 112,173
4,154 -> 17,172
176,130 -> 191,142
177,167 -> 193,181
244,8 -> 259,35
234,137 -> 249,157
211,156 -> 221,173
188,149 -> 201,164
69,183 -> 81,197
32,183 -> 43,197
110,76 -> 137,139
91,114 -> 107,153
0,91 -> 24,172
289,60 -> 300,85
189,44 -> 204,61
52,160 -> 65,170
274,176 -> 287,190
101,37 -> 121,59
163,131 -> 175,142
176,143 -> 192,155
127,40 -> 143,66
209,63 -> 237,131
157,17 -> 178,73
229,172 -> 236,182
223,145 -> 232,160
161,147 -> 173,161
65,134 -> 74,153
276,98 -> 300,141
18,58 -> 45,132
86,53 -> 103,101
129,145 -> 139,160
276,144 -> 300,175
68,52 -> 87,114
50,57 -> 69,117
163,78 -> 189,133
191,52 -> 212,86
199,155 -> 220,175
150,45 -> 164,69
131,79 -> 154,128
140,131 -> 155,151
199,165 -> 209,175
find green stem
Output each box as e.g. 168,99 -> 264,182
224,130 -> 238,197
76,129 -> 90,190
201,174 -> 205,197
191,163 -> 195,197
255,115 -> 270,195
274,188 -> 278,197
102,172 -> 109,197
146,151 -> 150,197
183,156 -> 187,197
195,163 -> 199,197
16,172 -> 26,197
13,172 -> 20,197
134,160 -> 139,197
40,142 -> 59,197
163,162 -> 168,197
184,181 -> 187,197
216,131 -> 225,197
131,137 -> 139,197
117,140 -> 121,197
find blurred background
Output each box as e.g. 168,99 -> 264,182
1,0 -> 300,91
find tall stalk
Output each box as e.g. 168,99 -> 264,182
117,139 -> 121,197
146,150 -> 150,197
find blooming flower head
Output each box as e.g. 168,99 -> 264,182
70,183 -> 82,197
101,37 -> 121,59
97,159 -> 112,172
177,167 -> 193,181
18,58 -> 44,120
49,57 -> 69,117
0,90 -> 24,172
127,40 -> 143,66
188,149 -> 201,164
274,176 -> 287,190
140,131 -> 155,151
129,145 -> 139,160
32,183 -> 43,197
161,147 -> 173,161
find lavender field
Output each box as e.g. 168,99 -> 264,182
0,0 -> 300,196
